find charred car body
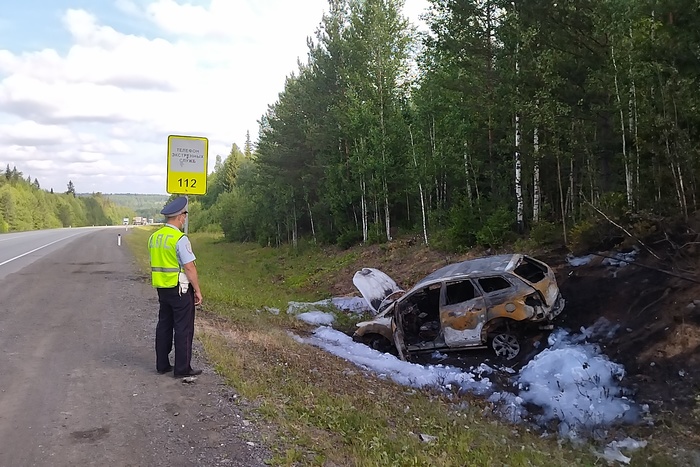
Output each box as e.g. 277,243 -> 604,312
352,254 -> 565,360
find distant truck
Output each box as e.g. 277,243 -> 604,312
122,217 -> 129,225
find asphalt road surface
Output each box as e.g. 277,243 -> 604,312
0,228 -> 269,466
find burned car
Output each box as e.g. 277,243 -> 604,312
352,254 -> 565,361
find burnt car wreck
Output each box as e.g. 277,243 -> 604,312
352,254 -> 565,361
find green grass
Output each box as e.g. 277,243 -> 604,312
127,228 -> 682,466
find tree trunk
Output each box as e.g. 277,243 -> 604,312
569,154 -> 575,221
384,180 -> 391,242
378,67 -> 391,242
360,177 -> 368,243
292,201 -> 298,249
666,140 -> 687,218
557,152 -> 567,245
409,125 -> 429,245
374,192 -> 379,236
306,197 -> 316,244
657,70 -> 687,218
430,116 -> 441,211
463,143 -> 473,208
672,96 -> 689,219
486,0 -> 494,192
406,191 -> 410,223
514,51 -> 523,233
515,112 -> 523,232
611,45 -> 634,209
628,26 -> 640,205
533,127 -> 540,223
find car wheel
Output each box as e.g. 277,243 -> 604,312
491,332 -> 521,360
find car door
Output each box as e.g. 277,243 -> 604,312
474,275 -> 525,321
439,279 -> 487,347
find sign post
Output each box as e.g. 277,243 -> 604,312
167,135 -> 209,233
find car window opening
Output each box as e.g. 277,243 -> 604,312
478,276 -> 511,293
514,257 -> 547,283
446,280 -> 478,305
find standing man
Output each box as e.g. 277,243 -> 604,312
148,196 -> 203,377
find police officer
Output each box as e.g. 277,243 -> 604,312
148,196 -> 203,377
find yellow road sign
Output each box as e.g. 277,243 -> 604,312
166,135 -> 208,195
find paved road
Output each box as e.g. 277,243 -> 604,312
0,227 -> 106,279
0,228 -> 268,466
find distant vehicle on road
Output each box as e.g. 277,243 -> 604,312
122,217 -> 129,225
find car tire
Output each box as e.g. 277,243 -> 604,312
490,332 -> 521,361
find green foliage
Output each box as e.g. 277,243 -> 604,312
336,229 -> 363,250
596,192 -> 628,220
568,191 -> 639,253
218,189 -> 261,244
184,0 -> 700,252
476,206 -> 516,249
568,219 -> 606,255
529,220 -> 562,246
366,224 -> 387,246
57,203 -> 72,227
0,167 -> 131,232
626,211 -> 660,244
445,201 -> 479,252
436,202 -> 516,252
105,194 -> 167,219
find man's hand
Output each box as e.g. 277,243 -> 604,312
182,260 -> 202,307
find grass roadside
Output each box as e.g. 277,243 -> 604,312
125,227 -> 604,466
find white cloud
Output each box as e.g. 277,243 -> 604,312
404,0 -> 431,30
0,0 -> 428,194
0,121 -> 73,146
144,0 -> 324,42
115,0 -> 141,16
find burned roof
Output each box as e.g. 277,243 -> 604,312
414,254 -> 519,288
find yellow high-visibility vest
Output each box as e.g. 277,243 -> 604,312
148,226 -> 185,288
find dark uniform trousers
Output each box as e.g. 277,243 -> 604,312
155,285 -> 196,375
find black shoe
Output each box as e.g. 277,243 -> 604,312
157,365 -> 173,374
174,368 -> 202,377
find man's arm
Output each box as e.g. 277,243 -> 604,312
182,261 -> 203,305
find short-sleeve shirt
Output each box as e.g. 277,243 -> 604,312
164,223 -> 196,266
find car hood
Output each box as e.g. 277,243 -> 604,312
352,268 -> 403,314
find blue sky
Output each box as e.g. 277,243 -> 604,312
0,0 -> 428,194
0,0 -> 154,51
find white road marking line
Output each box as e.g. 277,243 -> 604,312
0,232 -> 87,267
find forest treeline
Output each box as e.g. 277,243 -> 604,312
0,165 -> 133,232
104,194 -> 170,219
189,0 -> 699,252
